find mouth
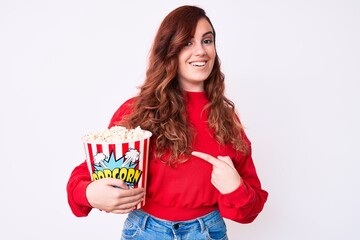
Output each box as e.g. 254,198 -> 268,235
189,61 -> 207,67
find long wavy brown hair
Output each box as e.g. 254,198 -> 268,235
119,5 -> 248,166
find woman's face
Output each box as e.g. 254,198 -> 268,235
177,18 -> 216,92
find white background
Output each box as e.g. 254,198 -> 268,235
1,0 -> 359,239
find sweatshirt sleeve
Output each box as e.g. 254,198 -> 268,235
218,135 -> 268,223
66,161 -> 93,217
66,97 -> 136,217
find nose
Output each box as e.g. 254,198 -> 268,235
193,43 -> 206,56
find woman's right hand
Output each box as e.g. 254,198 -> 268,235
86,178 -> 145,214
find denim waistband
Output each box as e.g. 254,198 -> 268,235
127,209 -> 223,234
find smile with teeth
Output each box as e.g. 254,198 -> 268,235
190,61 -> 206,67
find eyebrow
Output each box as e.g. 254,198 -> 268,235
202,31 -> 214,37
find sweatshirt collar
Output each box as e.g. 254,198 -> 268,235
184,91 -> 208,104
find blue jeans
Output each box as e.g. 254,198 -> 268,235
121,209 -> 228,240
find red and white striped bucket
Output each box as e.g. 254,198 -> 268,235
83,131 -> 152,209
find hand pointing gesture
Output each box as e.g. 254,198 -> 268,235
192,151 -> 243,194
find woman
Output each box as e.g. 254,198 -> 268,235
67,5 -> 268,240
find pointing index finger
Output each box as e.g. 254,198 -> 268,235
191,151 -> 219,166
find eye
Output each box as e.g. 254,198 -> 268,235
203,39 -> 214,45
185,41 -> 193,46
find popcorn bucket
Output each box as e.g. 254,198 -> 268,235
83,129 -> 152,209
